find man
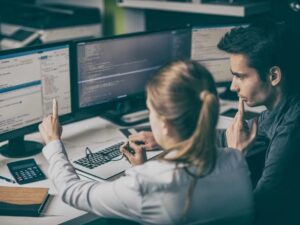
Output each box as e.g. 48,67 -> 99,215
216,21 -> 300,225
130,21 -> 300,224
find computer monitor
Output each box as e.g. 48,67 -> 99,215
74,28 -> 191,125
191,25 -> 235,86
192,24 -> 249,100
0,43 -> 72,158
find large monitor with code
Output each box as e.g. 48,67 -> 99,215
74,28 -> 191,119
0,43 -> 72,157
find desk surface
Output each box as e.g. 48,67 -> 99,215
0,117 -> 120,225
0,100 -> 265,225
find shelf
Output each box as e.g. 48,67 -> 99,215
118,0 -> 270,17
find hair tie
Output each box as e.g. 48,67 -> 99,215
199,91 -> 209,102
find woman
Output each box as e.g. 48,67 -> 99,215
39,60 -> 254,225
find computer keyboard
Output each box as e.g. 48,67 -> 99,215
73,142 -> 123,169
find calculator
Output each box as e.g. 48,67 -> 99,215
7,159 -> 46,184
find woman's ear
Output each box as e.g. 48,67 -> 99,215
162,118 -> 172,137
269,66 -> 282,86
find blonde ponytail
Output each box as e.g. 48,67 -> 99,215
179,91 -> 219,221
167,91 -> 219,170
192,91 -> 219,169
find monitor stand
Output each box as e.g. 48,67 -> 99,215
101,109 -> 149,127
0,136 -> 43,158
100,98 -> 149,127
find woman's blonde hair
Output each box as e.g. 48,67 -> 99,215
146,60 -> 220,218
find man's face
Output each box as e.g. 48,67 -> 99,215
229,54 -> 272,107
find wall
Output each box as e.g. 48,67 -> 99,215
36,0 -> 144,36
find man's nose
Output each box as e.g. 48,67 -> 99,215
230,77 -> 239,92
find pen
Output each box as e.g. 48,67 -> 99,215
0,175 -> 16,184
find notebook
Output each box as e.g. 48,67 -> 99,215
0,186 -> 49,216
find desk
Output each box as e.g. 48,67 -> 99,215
0,117 -> 123,225
0,100 -> 265,225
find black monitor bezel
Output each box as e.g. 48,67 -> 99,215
0,41 -> 74,142
71,27 -> 192,114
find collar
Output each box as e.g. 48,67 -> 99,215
260,95 -> 292,137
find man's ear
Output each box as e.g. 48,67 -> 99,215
269,66 -> 282,86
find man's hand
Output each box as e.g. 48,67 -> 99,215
120,141 -> 147,166
129,131 -> 158,150
226,98 -> 258,152
39,99 -> 62,145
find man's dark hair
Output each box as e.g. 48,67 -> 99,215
218,20 -> 299,96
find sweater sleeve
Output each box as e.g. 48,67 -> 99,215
43,140 -> 142,222
254,124 -> 300,208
